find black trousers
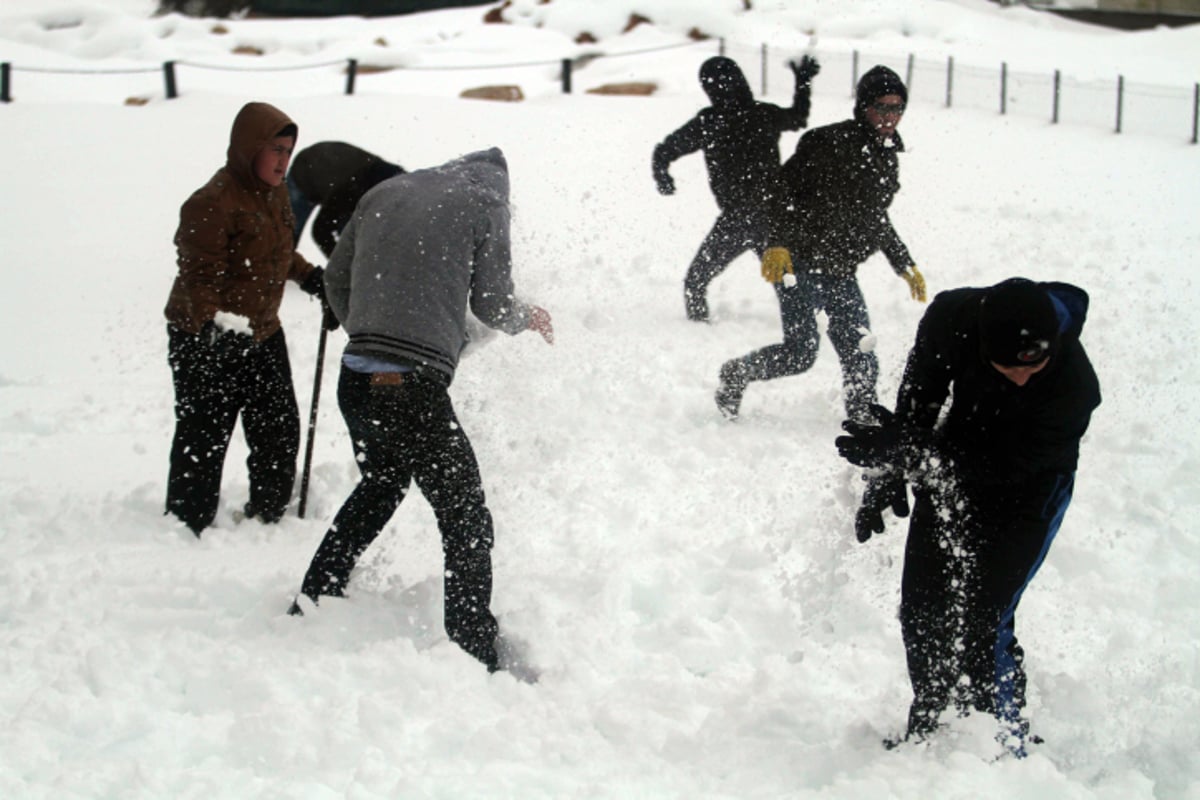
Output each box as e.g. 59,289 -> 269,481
733,272 -> 879,420
682,207 -> 767,319
299,365 -> 500,669
166,326 -> 299,533
899,475 -> 1074,741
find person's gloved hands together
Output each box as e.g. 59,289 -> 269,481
199,319 -> 253,359
855,471 -> 910,543
788,54 -> 821,86
761,247 -> 794,284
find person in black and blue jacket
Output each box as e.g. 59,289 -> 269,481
836,277 -> 1101,756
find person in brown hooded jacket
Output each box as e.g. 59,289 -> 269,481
164,101 -> 326,535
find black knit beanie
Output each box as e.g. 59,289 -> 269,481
978,278 -> 1061,367
855,66 -> 908,117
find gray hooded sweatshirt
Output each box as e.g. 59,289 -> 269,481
324,148 -> 532,382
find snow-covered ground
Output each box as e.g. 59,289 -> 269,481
2,1 -> 1199,797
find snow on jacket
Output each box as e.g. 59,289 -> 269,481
896,281 -> 1101,497
652,57 -> 810,212
324,147 -> 531,383
771,118 -> 914,278
164,101 -> 316,342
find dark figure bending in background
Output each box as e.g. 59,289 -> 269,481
287,141 -> 405,257
652,54 -> 819,322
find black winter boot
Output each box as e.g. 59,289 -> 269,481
715,359 -> 750,419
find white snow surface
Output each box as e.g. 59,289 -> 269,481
1,1 -> 1199,798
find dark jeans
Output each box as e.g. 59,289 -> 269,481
899,475 -> 1074,742
683,207 -> 767,320
299,365 -> 500,669
166,326 -> 300,533
733,272 -> 878,420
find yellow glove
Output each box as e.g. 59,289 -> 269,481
901,265 -> 927,303
761,247 -> 794,284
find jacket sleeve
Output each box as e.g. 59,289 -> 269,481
765,130 -> 819,248
469,204 -> 531,336
895,296 -> 955,431
653,116 -> 704,176
771,73 -> 812,131
172,189 -> 230,325
323,211 -> 355,324
878,214 -> 915,275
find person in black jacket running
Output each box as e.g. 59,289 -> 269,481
836,277 -> 1101,757
715,66 -> 925,421
653,54 -> 819,322
287,141 -> 405,258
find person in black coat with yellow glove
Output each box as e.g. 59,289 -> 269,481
653,54 -> 819,322
835,277 -> 1100,756
715,65 -> 925,420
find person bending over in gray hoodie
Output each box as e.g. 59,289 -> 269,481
290,148 -> 554,674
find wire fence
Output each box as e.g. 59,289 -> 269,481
2,37 -> 1197,144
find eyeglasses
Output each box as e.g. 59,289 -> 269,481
870,101 -> 906,116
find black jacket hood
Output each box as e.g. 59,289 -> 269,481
700,56 -> 754,108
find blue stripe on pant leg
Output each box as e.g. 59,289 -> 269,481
993,474 -> 1075,732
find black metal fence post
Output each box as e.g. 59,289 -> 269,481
1052,69 -> 1061,124
1115,75 -> 1124,134
760,43 -> 767,96
1000,62 -> 1007,115
163,60 -> 177,99
1,62 -> 10,103
1193,83 -> 1199,145
345,58 -> 357,95
719,38 -> 725,58
561,58 -> 571,94
945,56 -> 954,108
905,53 -> 914,92
851,50 -> 859,97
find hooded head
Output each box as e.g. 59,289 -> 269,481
854,65 -> 908,123
436,147 -> 510,205
225,101 -> 297,188
699,56 -> 754,108
978,278 -> 1062,367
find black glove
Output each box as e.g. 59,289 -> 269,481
855,471 -> 909,543
836,404 -> 907,470
788,55 -> 821,86
653,165 -> 676,196
299,266 -> 325,298
299,267 -> 341,331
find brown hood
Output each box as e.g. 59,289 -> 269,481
226,101 -> 297,189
